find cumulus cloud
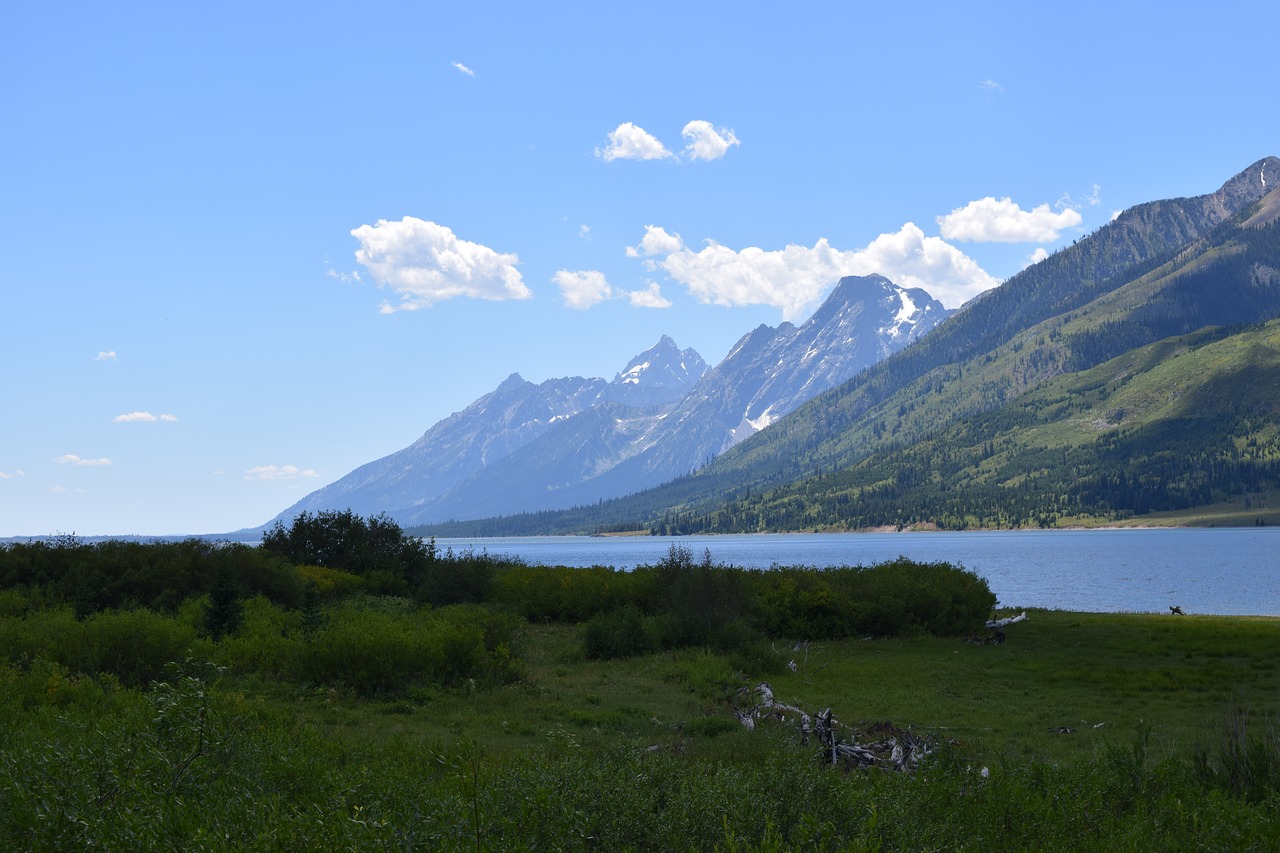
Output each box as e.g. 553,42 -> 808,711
554,269 -> 614,310
349,216 -> 530,312
244,464 -> 318,481
632,223 -> 997,318
55,454 -> 111,466
552,270 -> 672,310
1027,247 -> 1050,266
851,224 -> 1001,308
682,120 -> 740,161
451,61 -> 475,76
95,351 -> 117,362
596,122 -> 673,161
626,225 -> 685,259
0,469 -> 25,479
937,197 -> 1083,243
113,411 -> 178,423
627,282 -> 672,309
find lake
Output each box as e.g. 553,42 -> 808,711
433,528 -> 1280,616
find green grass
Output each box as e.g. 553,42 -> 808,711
258,610 -> 1280,770
6,609 -> 1280,849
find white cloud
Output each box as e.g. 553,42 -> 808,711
0,469 -> 25,479
1086,183 -> 1102,206
326,267 -> 361,284
980,79 -> 1005,93
626,225 -> 685,258
682,120 -> 740,161
627,283 -> 671,309
113,411 -> 178,423
851,223 -> 1000,308
553,270 -> 673,311
637,222 -> 997,318
451,61 -> 475,76
95,351 -> 117,362
349,216 -> 531,312
937,197 -> 1083,243
1027,247 -> 1050,267
554,269 -> 614,310
244,464 -> 318,481
595,122 -> 674,162
55,454 -> 112,466
578,224 -> 591,240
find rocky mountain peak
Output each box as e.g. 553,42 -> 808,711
601,336 -> 708,408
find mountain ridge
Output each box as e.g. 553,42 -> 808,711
270,273 -> 950,526
409,156 -> 1280,535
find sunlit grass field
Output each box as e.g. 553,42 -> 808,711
287,609 -> 1280,769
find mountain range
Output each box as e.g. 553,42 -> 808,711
269,275 -> 950,527
402,155 -> 1280,536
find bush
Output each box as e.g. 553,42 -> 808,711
0,608 -> 204,686
583,604 -> 656,659
261,510 -> 434,588
292,602 -> 520,695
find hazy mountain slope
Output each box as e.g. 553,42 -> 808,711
271,337 -> 705,524
399,274 -> 949,523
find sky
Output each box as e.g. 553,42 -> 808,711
2,1 -> 1277,537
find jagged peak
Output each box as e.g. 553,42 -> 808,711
495,372 -> 528,392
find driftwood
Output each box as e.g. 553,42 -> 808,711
986,611 -> 1028,629
733,681 -> 939,773
973,610 -> 1028,644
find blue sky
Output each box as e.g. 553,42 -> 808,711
2,1 -> 1276,536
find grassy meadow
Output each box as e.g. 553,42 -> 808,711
2,519 -> 1279,849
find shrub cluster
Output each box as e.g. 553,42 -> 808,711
0,597 -> 522,697
569,547 -> 996,660
2,519 -> 995,678
0,536 -> 304,615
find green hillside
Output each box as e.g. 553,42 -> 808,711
664,320 -> 1280,532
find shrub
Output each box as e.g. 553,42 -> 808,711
291,603 -> 520,695
261,510 -> 434,587
583,604 -> 656,659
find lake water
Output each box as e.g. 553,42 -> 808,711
433,528 -> 1280,616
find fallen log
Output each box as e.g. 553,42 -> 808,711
986,611 -> 1028,629
733,681 -> 939,773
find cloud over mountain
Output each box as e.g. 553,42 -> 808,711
554,269 -> 613,309
350,217 -> 531,312
554,269 -> 673,310
938,197 -> 1083,243
628,222 -> 997,319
